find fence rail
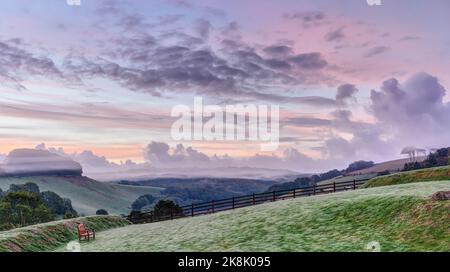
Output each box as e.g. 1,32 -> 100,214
127,179 -> 369,224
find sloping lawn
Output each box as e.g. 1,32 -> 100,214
364,166 -> 450,188
57,181 -> 450,252
0,216 -> 130,252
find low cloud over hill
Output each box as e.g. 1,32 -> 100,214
0,149 -> 82,176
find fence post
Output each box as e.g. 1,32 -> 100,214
232,197 -> 235,209
293,188 -> 296,198
333,182 -> 336,193
313,184 -> 316,195
150,211 -> 153,223
353,180 -> 356,190
191,203 -> 194,217
212,200 -> 215,213
272,191 -> 276,202
252,193 -> 256,205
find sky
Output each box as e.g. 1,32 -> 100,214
0,0 -> 450,175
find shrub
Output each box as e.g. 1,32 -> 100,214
377,170 -> 390,176
63,213 -> 78,219
345,160 -> 374,173
95,209 -> 109,215
153,199 -> 183,218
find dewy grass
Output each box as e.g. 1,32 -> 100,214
0,215 -> 130,252
55,181 -> 450,252
364,166 -> 450,188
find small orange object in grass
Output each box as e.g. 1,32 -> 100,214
77,223 -> 95,242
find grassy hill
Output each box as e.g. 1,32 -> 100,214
56,180 -> 450,252
0,175 -> 163,215
0,215 -> 129,252
118,177 -> 276,205
346,157 -> 426,175
364,166 -> 450,188
317,173 -> 378,185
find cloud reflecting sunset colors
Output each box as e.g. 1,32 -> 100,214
0,0 -> 449,175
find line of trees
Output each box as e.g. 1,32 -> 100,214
404,147 -> 450,171
0,182 -> 78,230
128,194 -> 184,221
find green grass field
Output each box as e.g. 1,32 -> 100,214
364,166 -> 450,188
56,180 -> 450,252
0,176 -> 163,215
0,215 -> 130,252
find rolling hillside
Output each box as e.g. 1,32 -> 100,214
0,216 -> 129,252
0,175 -> 163,215
57,180 -> 450,252
317,173 -> 378,185
364,166 -> 450,188
346,157 -> 426,175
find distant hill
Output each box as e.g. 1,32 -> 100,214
88,166 -> 304,182
0,175 -> 162,215
364,166 -> 450,188
117,177 -> 277,205
346,157 -> 426,175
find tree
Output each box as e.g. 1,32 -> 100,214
345,161 -> 374,173
0,191 -> 53,228
319,169 -> 342,180
153,199 -> 183,218
40,191 -> 77,217
39,191 -> 66,215
8,182 -> 40,194
426,153 -> 438,168
63,212 -> 77,219
131,194 -> 156,211
96,209 -> 109,215
437,148 -> 449,157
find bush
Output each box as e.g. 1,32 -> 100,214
153,199 -> 183,218
404,162 -> 423,171
95,209 -> 109,215
346,160 -> 374,173
377,170 -> 390,176
63,213 -> 78,219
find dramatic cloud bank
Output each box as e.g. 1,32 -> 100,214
0,1 -> 449,178
1,148 -> 82,175
321,73 -> 450,162
370,73 -> 450,147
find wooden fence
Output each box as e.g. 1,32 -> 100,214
127,179 -> 369,224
